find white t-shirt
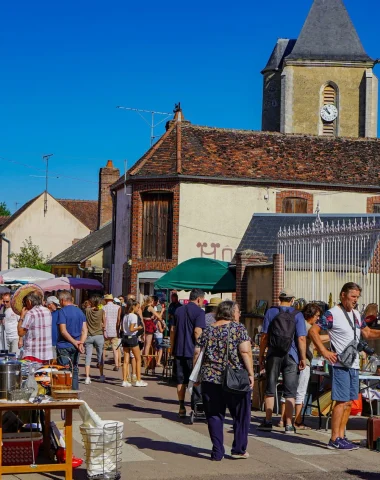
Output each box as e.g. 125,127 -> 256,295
123,313 -> 138,337
319,305 -> 364,370
4,308 -> 20,339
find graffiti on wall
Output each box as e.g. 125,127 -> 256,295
196,242 -> 235,262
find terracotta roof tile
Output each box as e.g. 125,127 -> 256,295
57,199 -> 98,231
0,216 -> 11,227
111,118 -> 380,190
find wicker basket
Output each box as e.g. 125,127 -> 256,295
2,432 -> 43,466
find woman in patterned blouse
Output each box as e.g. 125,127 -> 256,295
194,301 -> 254,461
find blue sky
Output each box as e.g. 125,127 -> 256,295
1,0 -> 378,213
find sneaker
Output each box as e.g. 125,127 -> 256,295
113,366 -> 119,372
134,380 -> 148,387
99,375 -> 106,383
342,437 -> 359,450
84,377 -> 91,385
131,374 -> 137,383
121,381 -> 132,387
327,437 -> 354,450
285,425 -> 296,435
257,420 -> 273,432
231,452 -> 249,459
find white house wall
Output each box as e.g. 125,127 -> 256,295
1,193 -> 90,269
178,183 -> 374,264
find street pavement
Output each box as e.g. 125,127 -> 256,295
12,354 -> 380,480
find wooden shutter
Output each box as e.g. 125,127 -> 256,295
142,194 -> 173,259
282,197 -> 307,214
322,85 -> 337,136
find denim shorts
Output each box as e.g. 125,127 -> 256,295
331,366 -> 359,402
265,354 -> 299,398
154,336 -> 163,350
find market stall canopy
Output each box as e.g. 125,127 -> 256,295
0,267 -> 54,284
36,277 -> 103,292
154,258 -> 235,293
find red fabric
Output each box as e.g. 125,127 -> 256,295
23,356 -> 48,364
351,394 -> 362,416
143,318 -> 156,334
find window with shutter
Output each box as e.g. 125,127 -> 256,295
322,84 -> 337,136
373,204 -> 380,214
142,193 -> 173,259
282,197 -> 308,214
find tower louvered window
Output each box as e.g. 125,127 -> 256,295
322,85 -> 337,136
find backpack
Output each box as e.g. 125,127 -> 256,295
268,308 -> 297,355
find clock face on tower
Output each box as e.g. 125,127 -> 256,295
320,104 -> 338,122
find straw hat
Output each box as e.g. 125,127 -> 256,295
11,284 -> 44,315
208,297 -> 222,308
104,294 -> 114,301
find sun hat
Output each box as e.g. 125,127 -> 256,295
208,297 -> 222,308
11,284 -> 44,315
113,298 -> 121,304
104,294 -> 114,301
279,288 -> 296,299
46,296 -> 60,306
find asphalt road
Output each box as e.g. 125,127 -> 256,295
12,353 -> 380,480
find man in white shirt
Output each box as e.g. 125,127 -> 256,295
310,282 -> 380,451
2,293 -> 21,355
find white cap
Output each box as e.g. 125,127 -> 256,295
46,296 -> 60,305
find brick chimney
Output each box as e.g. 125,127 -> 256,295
98,160 -> 120,229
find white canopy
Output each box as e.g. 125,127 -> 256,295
0,267 -> 55,284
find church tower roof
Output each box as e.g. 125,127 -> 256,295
286,0 -> 374,63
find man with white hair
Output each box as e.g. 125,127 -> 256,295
46,296 -> 60,359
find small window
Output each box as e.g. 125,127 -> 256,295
373,204 -> 380,214
142,193 -> 173,259
282,197 -> 308,214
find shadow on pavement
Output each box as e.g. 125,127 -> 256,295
143,396 -> 179,405
114,402 -> 189,424
125,436 -> 212,459
345,470 -> 380,480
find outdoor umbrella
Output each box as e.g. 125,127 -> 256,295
36,277 -> 103,292
0,267 -> 54,284
154,258 -> 236,293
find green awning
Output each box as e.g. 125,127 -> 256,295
154,258 -> 236,293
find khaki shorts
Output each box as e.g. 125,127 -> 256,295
104,337 -> 121,350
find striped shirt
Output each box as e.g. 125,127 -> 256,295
22,306 -> 53,361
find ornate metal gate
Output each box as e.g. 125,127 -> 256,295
277,212 -> 380,308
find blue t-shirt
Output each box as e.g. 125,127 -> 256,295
57,305 -> 86,349
51,310 -> 59,347
173,302 -> 206,358
262,306 -> 307,364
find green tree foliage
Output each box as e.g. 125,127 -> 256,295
0,202 -> 11,216
10,237 -> 52,272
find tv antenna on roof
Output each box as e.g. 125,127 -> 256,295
42,153 -> 53,216
116,106 -> 172,147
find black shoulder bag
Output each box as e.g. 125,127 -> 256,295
222,323 -> 251,395
333,305 -> 358,369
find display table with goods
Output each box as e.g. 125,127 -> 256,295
0,399 -> 83,479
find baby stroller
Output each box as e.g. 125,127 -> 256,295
189,384 -> 206,424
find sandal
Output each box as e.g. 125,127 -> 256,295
294,423 -> 312,430
278,420 -> 284,428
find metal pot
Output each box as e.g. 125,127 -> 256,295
0,361 -> 22,400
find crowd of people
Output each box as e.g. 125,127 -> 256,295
0,289 -> 183,390
0,281 -> 379,460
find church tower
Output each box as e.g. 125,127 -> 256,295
262,0 -> 378,138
